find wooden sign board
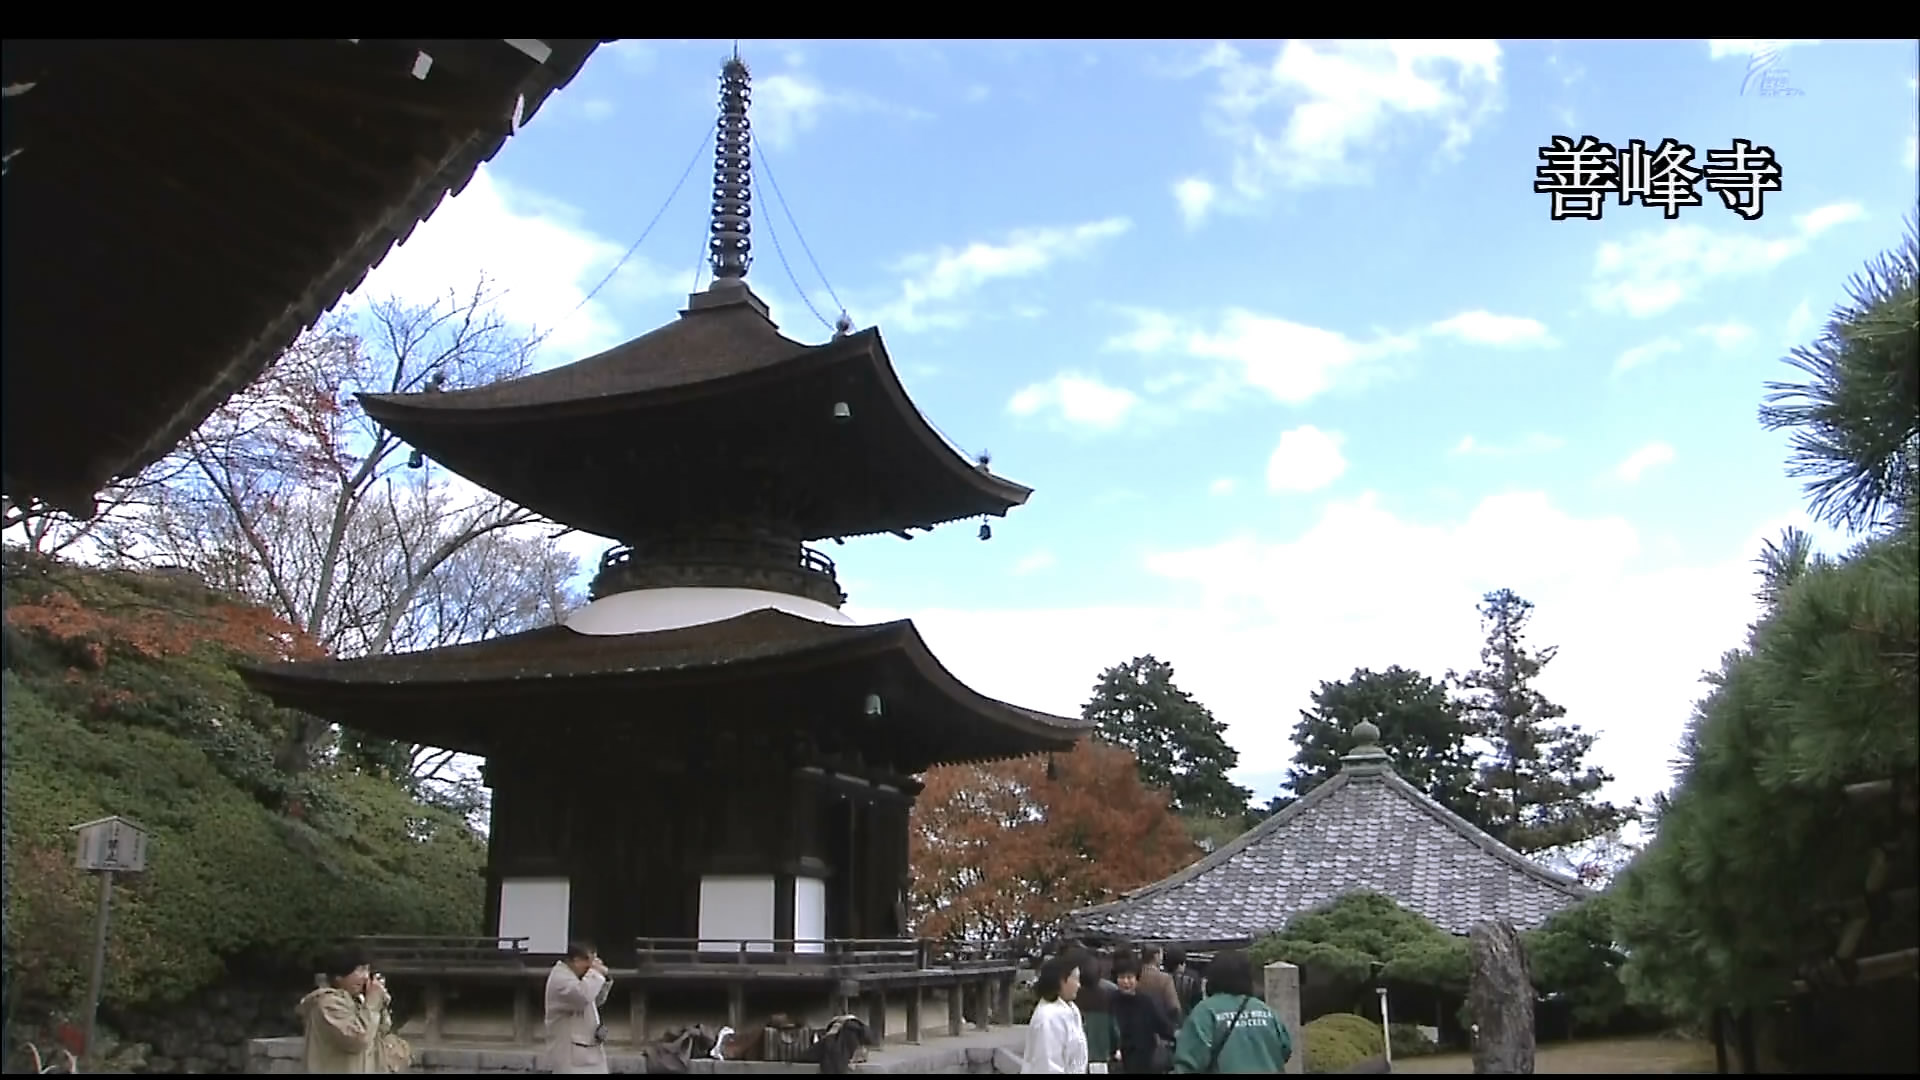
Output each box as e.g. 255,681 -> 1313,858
71,815 -> 150,874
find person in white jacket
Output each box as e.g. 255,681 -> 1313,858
1022,953 -> 1090,1074
545,942 -> 613,1074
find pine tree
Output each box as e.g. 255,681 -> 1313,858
1082,655 -> 1251,822
1455,589 -> 1631,853
1287,665 -> 1484,825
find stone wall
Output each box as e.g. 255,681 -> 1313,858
104,978 -> 307,1074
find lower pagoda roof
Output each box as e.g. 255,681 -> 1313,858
237,609 -> 1086,769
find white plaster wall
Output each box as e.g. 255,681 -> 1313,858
565,587 -> 856,636
793,877 -> 827,953
699,875 -> 776,952
498,877 -> 570,955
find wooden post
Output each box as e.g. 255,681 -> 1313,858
975,978 -> 992,1031
865,989 -> 888,1043
947,983 -> 965,1037
727,982 -> 746,1031
996,972 -> 1015,1026
512,981 -> 533,1044
906,985 -> 924,1044
628,988 -> 649,1048
422,980 -> 447,1043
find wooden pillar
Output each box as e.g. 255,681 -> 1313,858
947,984 -> 965,1037
422,980 -> 447,1043
995,972 -> 1015,1026
512,981 -> 534,1044
974,978 -> 993,1031
906,985 -> 924,1044
629,988 -> 650,1048
865,989 -> 889,1043
727,982 -> 746,1031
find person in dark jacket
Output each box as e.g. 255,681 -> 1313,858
1165,948 -> 1205,1015
1110,956 -> 1177,1074
1072,949 -> 1122,1069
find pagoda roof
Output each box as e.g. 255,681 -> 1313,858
1066,733 -> 1590,942
237,608 -> 1086,768
355,286 -> 1033,541
2,38 -> 605,517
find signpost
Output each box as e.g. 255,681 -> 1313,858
70,815 -> 150,1064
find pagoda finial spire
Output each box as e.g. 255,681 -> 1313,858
708,51 -> 753,284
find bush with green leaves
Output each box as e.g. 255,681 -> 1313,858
1,556 -> 486,1017
1302,1012 -> 1383,1072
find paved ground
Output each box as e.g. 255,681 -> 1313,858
1391,1034 -> 1716,1074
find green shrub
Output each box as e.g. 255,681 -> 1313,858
1,558 -> 487,1017
1303,1012 -> 1383,1073
1386,1021 -> 1439,1057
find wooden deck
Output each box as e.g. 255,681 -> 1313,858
349,935 -> 1021,1049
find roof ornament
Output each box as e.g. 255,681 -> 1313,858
707,51 -> 754,286
1340,719 -> 1392,774
833,311 -> 854,338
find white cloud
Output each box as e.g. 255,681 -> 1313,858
1192,39 -> 1502,198
1613,442 -> 1676,483
1697,320 -> 1754,350
1784,299 -> 1817,345
1013,550 -> 1058,575
1590,203 -> 1865,318
1209,477 -> 1239,496
1172,177 -> 1218,228
874,218 -> 1132,332
1266,426 -> 1348,493
752,71 -> 931,150
1427,310 -> 1554,347
1006,372 -> 1140,430
1450,433 -> 1565,458
854,493 -> 1823,806
351,167 -> 685,364
1706,39 -> 1819,61
1615,321 -> 1758,376
1106,307 -> 1417,408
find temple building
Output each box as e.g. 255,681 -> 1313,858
1067,721 -> 1590,947
239,55 -> 1087,967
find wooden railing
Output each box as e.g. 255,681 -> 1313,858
352,934 -> 530,972
633,937 -> 924,972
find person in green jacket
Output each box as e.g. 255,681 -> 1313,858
1073,949 -> 1123,1070
1170,950 -> 1292,1074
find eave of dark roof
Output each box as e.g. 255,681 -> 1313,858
355,290 -> 1033,540
237,608 -> 1088,753
1,38 -> 606,517
1068,767 -> 1591,941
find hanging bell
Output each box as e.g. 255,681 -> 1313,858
1046,752 -> 1059,781
407,448 -> 425,470
978,520 -> 992,542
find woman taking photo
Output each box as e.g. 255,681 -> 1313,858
1021,953 -> 1091,1074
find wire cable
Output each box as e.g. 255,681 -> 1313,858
754,131 -> 850,321
751,132 -> 834,331
530,119 -> 715,351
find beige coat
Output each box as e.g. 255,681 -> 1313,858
297,985 -> 389,1073
544,962 -> 613,1074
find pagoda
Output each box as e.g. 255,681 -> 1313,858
239,54 -> 1086,965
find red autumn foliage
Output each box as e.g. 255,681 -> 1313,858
909,739 -> 1200,946
4,583 -> 328,669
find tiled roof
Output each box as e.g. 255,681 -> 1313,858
1069,756 -> 1589,941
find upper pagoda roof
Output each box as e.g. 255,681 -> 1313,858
357,284 -> 1032,541
237,607 -> 1086,771
1066,723 -> 1590,942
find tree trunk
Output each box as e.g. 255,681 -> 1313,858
1468,919 -> 1534,1074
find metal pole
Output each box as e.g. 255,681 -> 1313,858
83,869 -> 115,1064
1377,985 -> 1393,1066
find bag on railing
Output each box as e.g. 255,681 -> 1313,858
641,1030 -> 699,1075
763,1016 -> 817,1063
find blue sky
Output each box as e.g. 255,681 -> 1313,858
357,38 -> 1920,808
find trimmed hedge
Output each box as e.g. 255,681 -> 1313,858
1304,1012 -> 1384,1073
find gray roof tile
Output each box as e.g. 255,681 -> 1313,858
1069,765 -> 1590,941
